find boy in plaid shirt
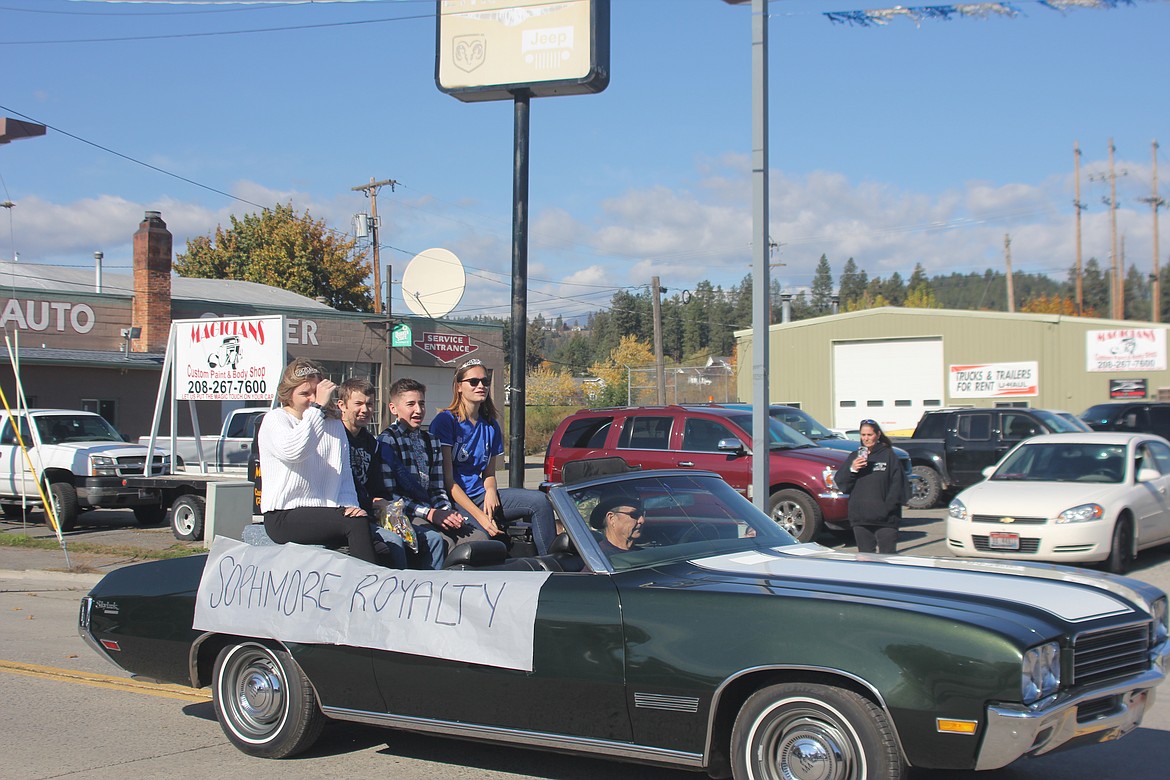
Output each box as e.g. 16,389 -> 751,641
376,378 -> 489,552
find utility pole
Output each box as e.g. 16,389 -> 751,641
651,276 -> 666,404
1004,234 -> 1015,313
351,177 -> 397,315
1109,140 -> 1122,319
1074,142 -> 1084,314
1141,140 -> 1164,322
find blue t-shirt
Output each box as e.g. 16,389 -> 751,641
429,410 -> 503,502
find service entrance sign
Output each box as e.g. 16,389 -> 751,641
415,331 -> 479,364
436,0 -> 609,102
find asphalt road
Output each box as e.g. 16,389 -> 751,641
2,505 -> 1170,779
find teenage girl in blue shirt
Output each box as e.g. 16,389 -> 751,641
430,358 -> 557,555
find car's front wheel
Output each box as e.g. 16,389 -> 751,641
212,642 -> 324,759
48,482 -> 79,532
1106,515 -> 1135,574
731,682 -> 905,780
906,466 -> 941,509
768,489 -> 822,543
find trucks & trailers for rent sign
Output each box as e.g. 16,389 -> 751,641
949,361 -> 1038,398
174,316 -> 285,401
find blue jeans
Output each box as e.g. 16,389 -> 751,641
459,487 -> 557,556
372,522 -> 446,569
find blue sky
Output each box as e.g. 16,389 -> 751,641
2,0 -> 1168,323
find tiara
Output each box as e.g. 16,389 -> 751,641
293,366 -> 321,378
459,358 -> 483,369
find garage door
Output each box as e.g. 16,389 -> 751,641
833,338 -> 943,434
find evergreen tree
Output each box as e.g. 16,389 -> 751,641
1082,258 -> 1109,316
810,255 -> 834,314
1125,264 -> 1150,321
838,259 -> 867,309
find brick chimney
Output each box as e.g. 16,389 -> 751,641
131,210 -> 172,353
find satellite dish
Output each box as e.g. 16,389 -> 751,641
401,248 -> 466,318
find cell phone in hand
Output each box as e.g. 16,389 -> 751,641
857,445 -> 869,460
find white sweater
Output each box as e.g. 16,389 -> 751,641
258,406 -> 360,513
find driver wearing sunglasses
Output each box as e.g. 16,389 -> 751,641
590,495 -> 645,556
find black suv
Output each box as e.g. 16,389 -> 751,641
1082,402 -> 1170,440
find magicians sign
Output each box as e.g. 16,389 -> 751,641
436,0 -> 610,102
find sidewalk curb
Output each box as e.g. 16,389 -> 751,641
0,568 -> 103,587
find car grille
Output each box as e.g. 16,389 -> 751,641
1072,624 -> 1151,688
971,514 -> 1047,525
114,456 -> 169,476
971,535 -> 1041,553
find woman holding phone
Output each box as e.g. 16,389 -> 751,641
430,358 -> 557,555
833,418 -> 904,554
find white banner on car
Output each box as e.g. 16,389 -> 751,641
193,538 -> 550,671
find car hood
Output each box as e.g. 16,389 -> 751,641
769,446 -> 848,467
955,480 -> 1120,514
42,442 -> 165,456
681,544 -> 1154,635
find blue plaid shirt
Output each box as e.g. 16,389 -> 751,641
376,420 -> 452,520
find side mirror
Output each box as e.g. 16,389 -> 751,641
982,465 -> 996,479
717,438 -> 746,454
1137,466 -> 1161,483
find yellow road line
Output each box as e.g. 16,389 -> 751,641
0,659 -> 211,702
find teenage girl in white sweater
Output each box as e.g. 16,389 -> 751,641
259,358 -> 376,563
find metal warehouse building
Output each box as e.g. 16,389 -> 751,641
735,307 -> 1170,434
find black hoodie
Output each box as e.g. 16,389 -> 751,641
833,442 -> 904,528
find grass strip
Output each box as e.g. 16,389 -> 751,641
0,532 -> 200,560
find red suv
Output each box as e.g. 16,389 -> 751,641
544,405 -> 849,542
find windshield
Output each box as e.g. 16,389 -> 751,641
568,473 -> 795,571
991,442 -> 1126,483
1031,409 -> 1091,433
769,406 -> 838,439
35,414 -> 124,444
727,414 -> 816,449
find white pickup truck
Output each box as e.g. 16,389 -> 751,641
0,409 -> 172,531
139,408 -> 265,474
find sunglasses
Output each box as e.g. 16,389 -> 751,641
462,377 -> 490,388
860,419 -> 879,427
614,507 -> 643,519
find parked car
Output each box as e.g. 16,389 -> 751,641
79,467 -> 1169,778
139,407 -> 265,474
894,407 -> 1092,509
709,403 -> 917,503
544,405 -> 849,541
1081,401 -> 1170,440
946,432 -> 1170,572
0,408 -> 171,530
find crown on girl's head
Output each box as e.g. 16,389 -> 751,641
459,358 -> 483,369
293,365 -> 321,378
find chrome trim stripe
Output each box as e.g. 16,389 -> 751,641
633,692 -> 700,713
320,706 -> 705,768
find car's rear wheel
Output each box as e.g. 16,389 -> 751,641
170,494 -> 206,541
731,682 -> 905,780
906,466 -> 941,509
1106,515 -> 1134,574
48,482 -> 79,532
213,641 -> 324,759
133,505 -> 167,527
769,489 -> 822,543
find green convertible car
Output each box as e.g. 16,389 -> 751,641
79,469 -> 1168,780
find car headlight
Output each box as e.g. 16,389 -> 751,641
89,455 -> 117,476
1056,503 -> 1104,524
1021,641 -> 1061,705
1151,597 -> 1169,646
822,466 -> 839,492
948,498 -> 968,520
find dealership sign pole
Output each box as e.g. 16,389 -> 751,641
436,0 -> 610,487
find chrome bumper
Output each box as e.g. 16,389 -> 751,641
975,638 -> 1169,770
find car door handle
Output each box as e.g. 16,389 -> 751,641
677,461 -> 696,468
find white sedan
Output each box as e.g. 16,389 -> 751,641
946,432 -> 1170,573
